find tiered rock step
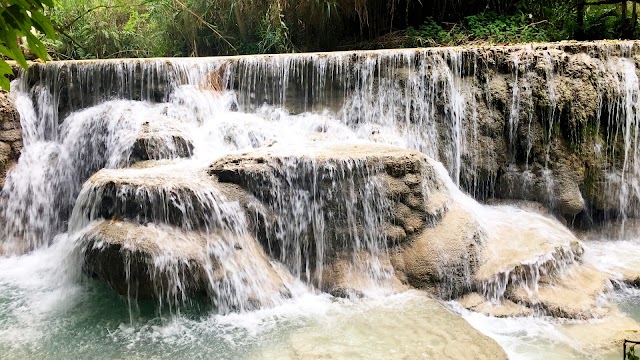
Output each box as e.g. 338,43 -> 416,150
127,117 -> 194,164
76,161 -> 294,312
391,203 -> 483,299
208,143 -> 470,296
81,220 -> 293,312
510,265 -> 612,319
459,206 -> 618,319
75,140 -> 624,320
74,162 -> 249,231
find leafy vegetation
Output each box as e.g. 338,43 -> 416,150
408,12 -> 551,47
7,0 -> 640,64
628,339 -> 640,360
0,0 -> 56,90
628,344 -> 639,360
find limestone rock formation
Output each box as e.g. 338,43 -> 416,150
127,118 -> 194,164
81,220 -> 294,311
20,41 -> 639,322
209,143 -> 477,296
509,265 -> 612,319
560,309 -> 640,352
251,292 -> 508,360
391,204 -> 481,299
0,92 -> 21,188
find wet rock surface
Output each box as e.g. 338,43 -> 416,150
75,141 -> 633,320
209,143 -> 468,295
80,203 -> 294,312
7,42 -> 640,327
0,92 -> 21,188
127,118 -> 194,164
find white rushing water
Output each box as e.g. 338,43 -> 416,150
1,43 -> 640,359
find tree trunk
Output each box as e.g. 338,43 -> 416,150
577,2 -> 586,40
622,0 -> 629,37
633,0 -> 638,36
233,3 -> 249,43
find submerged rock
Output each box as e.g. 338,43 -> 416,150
251,291 -> 508,360
509,265 -> 612,319
458,292 -> 532,318
560,309 -> 640,352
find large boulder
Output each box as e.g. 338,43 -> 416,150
495,166 -> 585,217
80,220 -> 294,313
127,118 -> 194,164
391,204 -> 482,299
209,143 -> 465,295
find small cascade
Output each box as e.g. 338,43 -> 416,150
211,144 -> 402,296
0,100 -> 148,253
70,161 -> 300,313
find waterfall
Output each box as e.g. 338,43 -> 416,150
3,41 -> 640,279
1,41 -> 640,359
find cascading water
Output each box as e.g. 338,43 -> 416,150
1,41 -> 640,359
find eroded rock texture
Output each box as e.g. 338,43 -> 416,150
0,92 -> 21,187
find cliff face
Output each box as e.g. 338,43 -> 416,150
435,42 -> 640,228
12,41 -> 640,228
0,92 -> 21,188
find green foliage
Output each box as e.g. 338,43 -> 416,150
27,0 -> 640,62
628,343 -> 639,360
581,6 -> 623,40
466,12 -> 547,43
0,0 -> 56,90
257,4 -> 293,54
49,0 -> 169,59
408,12 -> 552,47
407,18 -> 456,46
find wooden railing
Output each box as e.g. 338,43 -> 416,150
625,339 -> 640,360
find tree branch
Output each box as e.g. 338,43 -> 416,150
171,0 -> 238,54
61,0 -> 155,31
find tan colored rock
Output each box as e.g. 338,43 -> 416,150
392,204 -> 480,298
250,292 -> 507,360
82,220 -> 292,311
392,202 -> 424,234
1,121 -> 19,130
459,292 -> 531,317
381,174 -> 410,198
318,251 -> 407,297
127,118 -> 193,164
384,223 -> 407,242
0,141 -> 11,166
10,140 -> 21,157
510,265 -> 612,319
475,207 -> 582,285
0,129 -> 21,142
555,177 -> 585,216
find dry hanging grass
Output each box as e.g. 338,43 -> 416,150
199,63 -> 227,93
